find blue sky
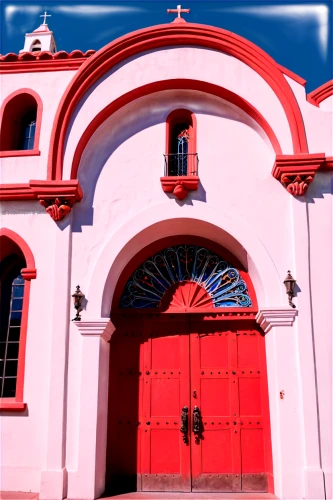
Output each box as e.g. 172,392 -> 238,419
1,1 -> 332,92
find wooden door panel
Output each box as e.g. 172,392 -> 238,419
201,378 -> 230,415
235,326 -> 271,492
107,318 -> 272,495
106,320 -> 144,494
141,320 -> 191,492
190,320 -> 271,493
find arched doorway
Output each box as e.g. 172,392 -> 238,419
106,238 -> 273,495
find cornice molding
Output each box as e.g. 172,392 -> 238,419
272,153 -> 326,195
75,319 -> 115,342
0,180 -> 83,221
0,49 -> 96,74
256,307 -> 298,333
307,80 -> 333,107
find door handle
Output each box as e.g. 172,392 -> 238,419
193,405 -> 200,434
180,406 -> 188,444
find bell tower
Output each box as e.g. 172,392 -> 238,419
20,12 -> 57,54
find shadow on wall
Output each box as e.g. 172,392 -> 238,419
304,172 -> 333,203
71,89 -> 272,231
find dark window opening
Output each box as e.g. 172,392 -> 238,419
0,93 -> 38,151
0,254 -> 25,398
31,39 -> 42,52
18,112 -> 36,150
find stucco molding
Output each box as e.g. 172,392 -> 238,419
256,307 -> 298,333
75,319 -> 115,342
307,79 -> 333,106
46,22 -> 309,180
272,153 -> 326,195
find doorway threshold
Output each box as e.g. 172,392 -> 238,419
100,493 -> 278,500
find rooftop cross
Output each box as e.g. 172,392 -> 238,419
40,11 -> 51,25
167,5 -> 190,21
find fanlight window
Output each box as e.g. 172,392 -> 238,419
120,245 -> 252,309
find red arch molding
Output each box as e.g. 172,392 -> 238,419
307,79 -> 333,106
70,79 -> 282,179
48,22 -> 307,180
0,88 -> 43,158
0,228 -> 37,412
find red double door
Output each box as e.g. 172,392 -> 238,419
107,318 -> 273,493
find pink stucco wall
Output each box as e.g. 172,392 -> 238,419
0,37 -> 332,500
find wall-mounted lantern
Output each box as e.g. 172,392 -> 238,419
283,271 -> 296,308
72,285 -> 85,321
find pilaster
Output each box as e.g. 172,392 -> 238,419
66,319 -> 114,500
291,197 -> 325,499
40,215 -> 73,500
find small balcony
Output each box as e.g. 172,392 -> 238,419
163,153 -> 199,176
161,153 -> 200,200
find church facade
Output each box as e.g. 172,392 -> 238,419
0,12 -> 332,500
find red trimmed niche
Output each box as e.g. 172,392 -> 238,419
161,108 -> 199,200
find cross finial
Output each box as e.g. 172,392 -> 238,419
40,11 -> 51,25
167,5 -> 190,22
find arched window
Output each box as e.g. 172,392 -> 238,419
30,39 -> 42,52
165,109 -> 197,176
0,256 -> 25,398
0,229 -> 36,410
0,90 -> 42,155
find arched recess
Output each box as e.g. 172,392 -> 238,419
0,228 -> 37,411
70,79 -> 282,180
106,237 -> 273,494
0,88 -> 43,155
48,23 -> 307,180
83,209 -> 283,321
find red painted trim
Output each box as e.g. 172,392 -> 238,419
166,108 -> 197,162
0,400 -> 27,411
272,153 -> 325,178
272,153 -> 325,196
160,175 -> 199,192
0,59 -> 89,74
0,180 -> 83,202
0,228 -> 36,269
307,80 -> 333,106
111,235 -> 258,316
0,229 -> 36,408
0,149 -> 40,158
277,64 -> 306,86
48,22 -> 307,180
0,50 -> 96,74
0,88 -> 43,153
70,79 -> 282,180
322,156 -> 333,171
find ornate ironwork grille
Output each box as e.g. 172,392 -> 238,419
120,245 -> 252,309
164,153 -> 198,176
0,274 -> 24,397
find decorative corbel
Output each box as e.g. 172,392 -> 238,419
272,153 -> 325,196
160,175 -> 199,200
29,180 -> 83,221
39,197 -> 74,221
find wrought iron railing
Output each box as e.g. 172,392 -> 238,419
163,153 -> 199,176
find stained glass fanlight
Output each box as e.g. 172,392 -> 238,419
120,245 -> 252,309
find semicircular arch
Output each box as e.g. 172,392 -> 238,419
49,23 -> 308,180
70,79 -> 282,180
83,205 -> 283,318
